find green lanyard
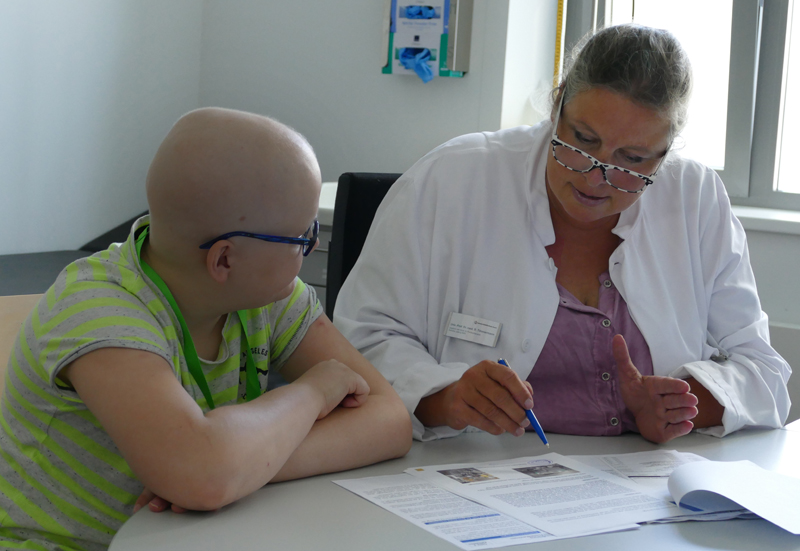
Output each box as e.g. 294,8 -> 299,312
135,227 -> 261,409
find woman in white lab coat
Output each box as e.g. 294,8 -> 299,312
333,24 -> 791,443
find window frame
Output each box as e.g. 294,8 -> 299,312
742,0 -> 800,210
565,0 -> 800,211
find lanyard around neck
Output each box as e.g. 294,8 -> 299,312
135,226 -> 261,409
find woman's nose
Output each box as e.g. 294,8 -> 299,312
584,165 -> 608,187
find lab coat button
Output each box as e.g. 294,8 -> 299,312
610,417 -> 620,426
601,372 -> 611,381
601,319 -> 611,328
522,339 -> 531,352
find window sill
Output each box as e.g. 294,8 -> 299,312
732,206 -> 800,236
319,189 -> 800,236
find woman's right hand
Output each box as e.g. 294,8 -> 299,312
415,360 -> 533,436
296,359 -> 371,419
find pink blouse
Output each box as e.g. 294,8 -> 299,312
526,272 -> 654,436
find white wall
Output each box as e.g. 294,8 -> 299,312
0,0 -> 557,247
198,0 -> 529,182
746,231 -> 800,327
0,1 -> 203,255
745,229 -> 800,421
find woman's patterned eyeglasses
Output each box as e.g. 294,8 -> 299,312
550,95 -> 667,194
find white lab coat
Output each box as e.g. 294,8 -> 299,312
333,121 -> 791,441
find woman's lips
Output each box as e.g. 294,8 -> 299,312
571,185 -> 609,207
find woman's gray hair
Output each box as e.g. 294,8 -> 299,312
555,23 -> 692,141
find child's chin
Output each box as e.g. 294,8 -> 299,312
271,281 -> 296,302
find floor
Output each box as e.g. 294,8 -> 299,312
0,251 -> 89,296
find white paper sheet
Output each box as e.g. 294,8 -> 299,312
405,453 -> 681,537
668,460 -> 800,534
334,474 -> 553,549
574,450 -> 705,479
572,450 -> 750,523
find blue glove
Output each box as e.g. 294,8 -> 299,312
399,48 -> 434,83
405,6 -> 436,19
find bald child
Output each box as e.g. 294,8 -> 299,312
0,108 -> 412,551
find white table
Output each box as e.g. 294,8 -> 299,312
110,427 -> 800,550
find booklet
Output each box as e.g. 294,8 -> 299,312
574,450 -> 752,524
668,459 -> 800,534
335,450 -> 799,550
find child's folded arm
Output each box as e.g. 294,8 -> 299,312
60,343 -> 367,511
270,314 -> 413,483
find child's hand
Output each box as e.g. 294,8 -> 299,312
133,488 -> 186,514
297,359 -> 370,419
133,487 -> 219,514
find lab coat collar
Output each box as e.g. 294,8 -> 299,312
612,191 -> 644,240
526,120 -> 556,248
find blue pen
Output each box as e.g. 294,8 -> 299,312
498,358 -> 549,447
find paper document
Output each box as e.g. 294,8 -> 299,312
334,474 -> 628,550
405,453 -> 682,536
574,449 -> 705,479
334,474 -> 551,549
669,460 -> 800,534
572,451 -> 751,523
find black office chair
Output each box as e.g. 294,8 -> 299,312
326,172 -> 402,318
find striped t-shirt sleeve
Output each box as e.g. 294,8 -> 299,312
268,278 -> 323,371
33,281 -> 172,391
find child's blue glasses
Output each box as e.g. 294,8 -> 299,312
199,220 -> 319,256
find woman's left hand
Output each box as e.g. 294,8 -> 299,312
613,334 -> 698,443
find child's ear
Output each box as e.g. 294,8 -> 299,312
205,241 -> 233,284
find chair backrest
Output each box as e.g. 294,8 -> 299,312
326,172 -> 402,318
0,294 -> 42,398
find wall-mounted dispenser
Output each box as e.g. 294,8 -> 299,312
381,0 -> 473,83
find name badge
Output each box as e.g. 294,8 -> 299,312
444,312 -> 502,347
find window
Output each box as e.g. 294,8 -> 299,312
565,0 -> 800,211
776,0 -> 800,194
609,1 -> 732,171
